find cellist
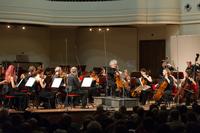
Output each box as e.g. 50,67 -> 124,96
154,68 -> 174,105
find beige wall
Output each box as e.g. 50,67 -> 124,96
0,24 -> 198,72
76,27 -> 138,71
170,35 -> 200,71
0,25 -> 50,67
49,27 -> 77,67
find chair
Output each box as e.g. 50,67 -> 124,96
4,95 -> 16,109
64,92 -> 80,108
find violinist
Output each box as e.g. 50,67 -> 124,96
52,66 -> 67,107
154,68 -> 174,105
138,68 -> 152,105
3,65 -> 18,94
2,65 -> 18,108
53,66 -> 67,87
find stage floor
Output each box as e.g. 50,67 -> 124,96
6,100 -> 193,114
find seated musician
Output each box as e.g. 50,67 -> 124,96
1,65 -> 22,109
107,59 -> 118,96
35,68 -> 52,108
3,65 -> 17,94
52,66 -> 67,106
19,66 -> 37,88
180,69 -> 198,105
65,67 -> 87,108
154,68 -> 174,105
118,69 -> 131,97
138,68 -> 152,105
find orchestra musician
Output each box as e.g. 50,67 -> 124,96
52,66 -> 67,107
1,65 -> 20,109
154,68 -> 175,105
158,58 -> 175,78
179,69 -> 198,105
34,68 -> 49,108
3,65 -> 18,94
138,68 -> 153,105
65,66 -> 87,108
107,59 -> 118,96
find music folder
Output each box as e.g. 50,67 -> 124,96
81,77 -> 93,88
25,77 -> 36,87
51,78 -> 62,88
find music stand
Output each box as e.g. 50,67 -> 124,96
51,78 -> 62,88
172,72 -> 184,79
81,77 -> 93,88
25,77 -> 36,87
81,77 -> 94,108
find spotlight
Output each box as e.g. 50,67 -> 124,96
106,28 -> 110,31
89,28 -> 92,31
7,25 -> 11,29
185,4 -> 192,12
98,28 -> 102,32
22,26 -> 26,30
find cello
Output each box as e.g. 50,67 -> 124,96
153,79 -> 168,101
153,68 -> 170,101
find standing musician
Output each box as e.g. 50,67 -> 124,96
136,68 -> 152,105
154,68 -> 174,105
107,59 -> 118,96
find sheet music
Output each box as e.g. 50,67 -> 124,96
81,77 -> 93,87
51,78 -> 62,88
25,77 -> 36,87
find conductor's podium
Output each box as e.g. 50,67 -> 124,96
94,96 -> 139,108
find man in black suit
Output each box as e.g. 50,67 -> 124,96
65,67 -> 87,108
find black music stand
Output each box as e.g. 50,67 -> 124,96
81,77 -> 94,108
51,78 -> 63,108
25,77 -> 36,88
25,77 -> 37,108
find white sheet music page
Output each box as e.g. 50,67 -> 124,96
81,77 -> 93,87
25,77 -> 36,87
51,78 -> 62,88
